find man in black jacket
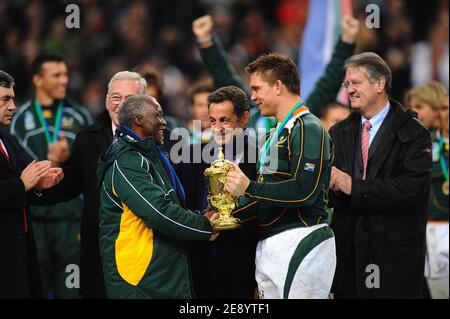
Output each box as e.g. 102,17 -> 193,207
176,86 -> 259,298
43,71 -> 147,298
329,53 -> 432,298
0,70 -> 63,298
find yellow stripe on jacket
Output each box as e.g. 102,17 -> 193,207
115,202 -> 154,286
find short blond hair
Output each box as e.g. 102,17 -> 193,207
405,82 -> 448,110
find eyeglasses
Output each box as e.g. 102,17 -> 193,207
108,94 -> 128,104
342,80 -> 364,89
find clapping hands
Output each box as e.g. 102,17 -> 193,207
20,160 -> 64,191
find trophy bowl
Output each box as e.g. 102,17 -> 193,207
204,147 -> 240,230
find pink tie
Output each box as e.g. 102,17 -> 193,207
361,120 -> 372,180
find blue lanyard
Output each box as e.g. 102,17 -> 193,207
120,125 -> 186,205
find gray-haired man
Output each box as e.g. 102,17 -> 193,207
330,53 -> 432,298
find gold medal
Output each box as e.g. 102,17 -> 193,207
443,181 -> 449,196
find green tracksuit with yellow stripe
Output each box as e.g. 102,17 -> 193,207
234,107 -> 333,239
97,130 -> 213,299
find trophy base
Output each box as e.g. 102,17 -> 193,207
212,219 -> 241,231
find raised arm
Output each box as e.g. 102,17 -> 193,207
306,16 -> 359,116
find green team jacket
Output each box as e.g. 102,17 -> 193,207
429,130 -> 449,221
234,110 -> 333,240
10,97 -> 92,219
97,131 -> 213,299
199,38 -> 355,129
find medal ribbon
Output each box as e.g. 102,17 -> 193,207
258,101 -> 308,174
34,100 -> 63,144
439,133 -> 449,182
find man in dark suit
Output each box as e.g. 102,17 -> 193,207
0,70 -> 63,298
329,53 -> 432,298
176,86 -> 259,298
41,71 -> 147,298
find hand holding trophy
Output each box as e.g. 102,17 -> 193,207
204,147 -> 240,230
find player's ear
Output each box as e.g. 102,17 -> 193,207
135,115 -> 143,127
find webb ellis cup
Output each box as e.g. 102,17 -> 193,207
204,147 -> 240,230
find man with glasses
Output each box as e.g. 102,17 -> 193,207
329,53 -> 432,298
38,71 -> 147,298
10,54 -> 92,299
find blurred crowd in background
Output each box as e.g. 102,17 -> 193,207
0,0 -> 449,123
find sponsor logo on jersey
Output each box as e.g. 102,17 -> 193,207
62,116 -> 75,129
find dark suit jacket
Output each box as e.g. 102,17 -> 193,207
0,127 -> 42,298
329,100 -> 432,298
41,111 -> 112,298
176,135 -> 259,298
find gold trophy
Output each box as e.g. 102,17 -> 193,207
204,147 -> 240,230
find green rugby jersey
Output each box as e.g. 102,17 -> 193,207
234,108 -> 333,240
429,130 -> 449,221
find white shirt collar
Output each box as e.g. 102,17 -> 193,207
361,101 -> 390,127
0,138 -> 8,156
112,122 -> 117,138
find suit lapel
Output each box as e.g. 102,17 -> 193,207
0,130 -> 19,173
339,113 -> 359,176
366,128 -> 395,180
368,107 -> 393,160
0,151 -> 14,171
366,102 -> 402,180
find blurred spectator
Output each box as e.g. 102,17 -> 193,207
0,0 -> 447,142
10,54 -> 93,299
405,82 -> 449,299
187,80 -> 214,143
410,20 -> 449,91
320,102 -> 351,131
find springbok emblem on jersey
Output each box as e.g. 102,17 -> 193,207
276,136 -> 287,147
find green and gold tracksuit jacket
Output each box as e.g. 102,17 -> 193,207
97,131 -> 213,299
234,110 -> 333,240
